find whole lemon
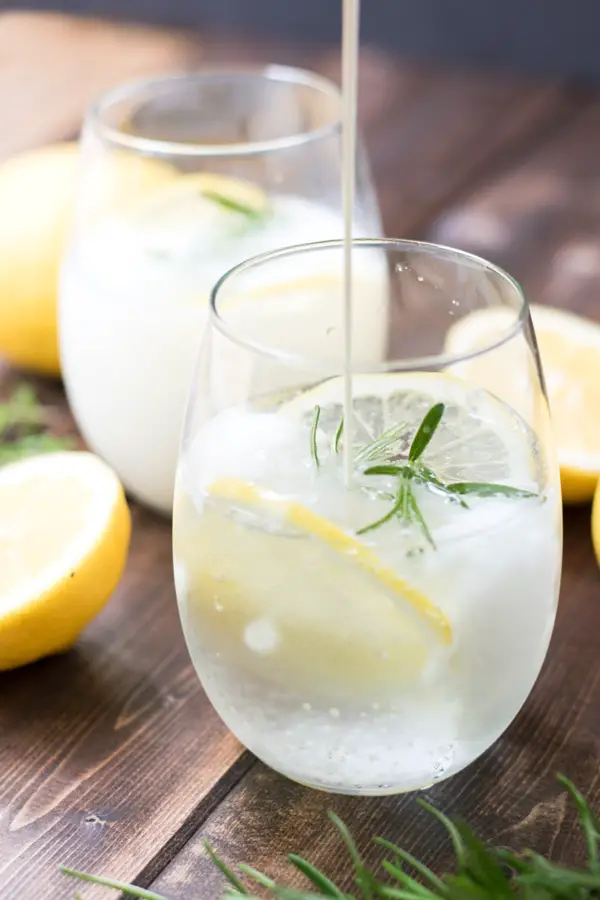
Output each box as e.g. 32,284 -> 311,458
0,142 -> 175,377
0,143 -> 80,375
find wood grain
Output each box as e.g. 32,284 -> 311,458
150,501 -> 600,898
429,101 -> 600,319
0,440 -> 252,900
1,15 -> 599,900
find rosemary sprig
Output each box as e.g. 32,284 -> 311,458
0,383 -> 73,466
60,775 -> 600,899
309,402 -> 538,548
201,189 -> 268,221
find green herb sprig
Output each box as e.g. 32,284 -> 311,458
60,775 -> 600,899
310,402 -> 537,547
201,189 -> 269,223
0,383 -> 74,465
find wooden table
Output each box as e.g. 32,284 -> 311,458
1,13 -> 600,900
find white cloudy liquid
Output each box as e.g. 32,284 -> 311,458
173,380 -> 561,794
59,193 -> 385,514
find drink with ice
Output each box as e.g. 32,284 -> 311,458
59,70 -> 383,513
173,240 -> 562,795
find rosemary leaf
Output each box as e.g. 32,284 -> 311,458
356,481 -> 405,535
447,483 -> 538,500
363,465 -> 407,478
381,861 -> 439,897
416,465 -> 468,508
311,406 -> 322,468
0,384 -> 74,467
355,423 -> 406,465
407,487 -> 435,549
239,864 -> 277,889
408,403 -> 445,463
205,842 -> 250,895
60,868 -> 169,900
556,775 -> 600,871
334,418 -> 344,455
376,839 -> 445,894
288,854 -> 346,897
328,813 -> 375,900
201,189 -> 266,220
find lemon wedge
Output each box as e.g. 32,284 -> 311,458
445,304 -> 600,502
0,452 -> 131,670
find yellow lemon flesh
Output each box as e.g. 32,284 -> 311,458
445,304 -> 600,503
0,451 -> 131,670
0,142 -> 174,376
175,476 -> 452,701
591,478 -> 600,568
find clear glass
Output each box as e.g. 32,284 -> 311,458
173,239 -> 562,796
58,68 -> 381,515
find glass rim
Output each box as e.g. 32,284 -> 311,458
86,65 -> 342,158
209,237 -> 529,373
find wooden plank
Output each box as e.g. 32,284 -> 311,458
0,370 -> 253,898
0,19 -> 590,900
150,506 -> 600,899
428,101 -> 600,319
361,69 -> 584,237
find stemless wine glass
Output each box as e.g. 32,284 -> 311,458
173,238 -> 562,796
59,68 -> 381,515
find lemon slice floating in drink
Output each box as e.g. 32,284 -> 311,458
281,371 -> 538,489
175,479 -> 450,701
126,171 -> 270,257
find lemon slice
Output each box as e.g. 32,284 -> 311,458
210,477 -> 450,642
445,304 -> 600,502
127,171 -> 269,253
0,452 -> 131,670
175,475 -> 451,701
280,371 -> 537,489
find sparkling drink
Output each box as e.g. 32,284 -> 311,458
172,240 -> 562,795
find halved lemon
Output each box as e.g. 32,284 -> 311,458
591,478 -> 600,568
445,304 -> 600,502
0,452 -> 130,670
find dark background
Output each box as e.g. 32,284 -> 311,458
9,0 -> 600,81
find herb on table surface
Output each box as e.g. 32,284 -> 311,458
0,383 -> 74,465
311,402 -> 538,547
60,775 -> 600,899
